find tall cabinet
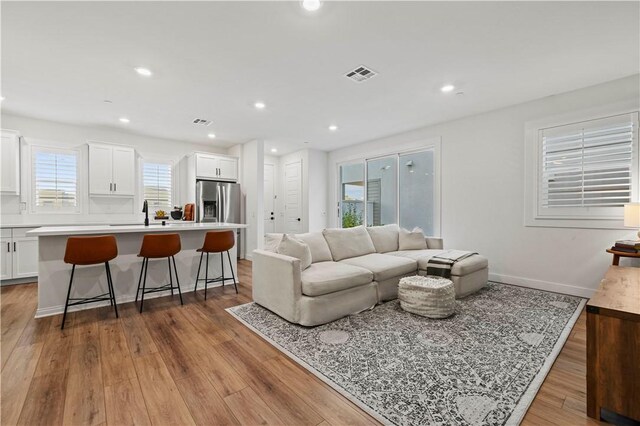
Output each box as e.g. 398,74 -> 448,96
88,143 -> 136,196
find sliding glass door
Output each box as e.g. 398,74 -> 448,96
338,148 -> 439,235
339,162 -> 365,228
399,150 -> 435,235
366,156 -> 397,226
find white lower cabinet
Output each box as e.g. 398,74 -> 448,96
0,236 -> 12,280
0,228 -> 38,282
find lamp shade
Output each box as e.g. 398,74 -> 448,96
623,203 -> 640,228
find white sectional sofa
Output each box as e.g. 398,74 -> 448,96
252,225 -> 488,326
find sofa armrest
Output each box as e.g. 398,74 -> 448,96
252,249 -> 302,323
425,236 -> 443,250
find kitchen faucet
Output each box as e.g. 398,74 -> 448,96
142,200 -> 149,226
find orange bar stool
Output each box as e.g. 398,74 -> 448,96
62,235 -> 119,329
135,233 -> 183,313
194,230 -> 238,299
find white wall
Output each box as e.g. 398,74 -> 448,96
328,75 -> 640,297
234,139 -> 264,259
307,149 -> 328,231
1,113 -> 227,225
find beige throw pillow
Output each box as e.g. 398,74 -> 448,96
399,227 -> 428,250
264,233 -> 284,252
322,226 -> 376,261
276,234 -> 312,271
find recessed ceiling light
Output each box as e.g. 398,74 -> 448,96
254,101 -> 266,109
302,0 -> 321,11
440,84 -> 455,93
134,67 -> 152,77
119,117 -> 130,123
208,133 -> 216,139
329,125 -> 338,131
271,148 -> 278,153
0,96 -> 4,101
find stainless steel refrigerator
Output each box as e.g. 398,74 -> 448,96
196,180 -> 243,255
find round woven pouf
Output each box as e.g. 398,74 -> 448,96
398,276 -> 455,318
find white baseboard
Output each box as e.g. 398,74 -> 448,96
34,279 -> 236,318
489,272 -> 594,298
1,276 -> 37,286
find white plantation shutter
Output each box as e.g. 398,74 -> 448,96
538,112 -> 638,218
143,162 -> 172,209
32,147 -> 78,211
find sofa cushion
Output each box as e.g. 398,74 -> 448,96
391,250 -> 489,276
340,253 -> 417,282
264,233 -> 283,252
276,234 -> 312,271
366,224 -> 400,253
301,261 -> 373,297
295,232 -> 333,263
399,227 -> 428,250
387,249 -> 446,261
322,226 -> 376,261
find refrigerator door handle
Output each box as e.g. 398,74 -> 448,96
196,182 -> 204,222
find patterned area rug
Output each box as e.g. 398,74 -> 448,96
226,282 -> 585,426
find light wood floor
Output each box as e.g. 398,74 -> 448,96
1,260 -> 602,425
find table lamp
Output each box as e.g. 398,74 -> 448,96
624,203 -> 640,239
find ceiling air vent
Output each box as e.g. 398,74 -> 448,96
345,65 -> 377,83
192,118 -> 213,126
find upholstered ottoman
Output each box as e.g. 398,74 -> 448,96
418,254 -> 488,298
398,276 -> 455,318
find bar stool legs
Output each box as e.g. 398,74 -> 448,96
61,261 -> 119,330
227,250 -> 238,294
136,255 -> 183,313
194,250 -> 238,300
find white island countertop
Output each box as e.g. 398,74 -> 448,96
28,222 -> 248,237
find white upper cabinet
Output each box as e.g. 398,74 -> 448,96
196,154 -> 219,179
1,130 -> 21,194
89,143 -> 136,196
195,153 -> 238,181
111,146 -> 136,195
218,157 -> 238,181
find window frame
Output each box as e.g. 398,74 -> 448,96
335,140 -> 441,236
524,101 -> 640,229
140,158 -> 175,212
30,144 -> 81,214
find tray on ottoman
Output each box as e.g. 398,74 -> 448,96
398,275 -> 455,318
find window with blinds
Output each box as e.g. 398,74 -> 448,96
143,161 -> 172,209
32,147 -> 78,211
538,112 -> 638,218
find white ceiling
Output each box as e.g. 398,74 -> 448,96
2,1 -> 638,156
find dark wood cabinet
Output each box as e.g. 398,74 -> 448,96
586,266 -> 640,423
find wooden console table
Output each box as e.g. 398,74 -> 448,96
606,248 -> 640,265
586,266 -> 640,423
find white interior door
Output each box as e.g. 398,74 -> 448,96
284,161 -> 303,234
264,163 -> 276,233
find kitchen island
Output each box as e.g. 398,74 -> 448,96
28,222 -> 248,318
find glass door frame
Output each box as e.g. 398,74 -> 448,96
335,143 -> 441,236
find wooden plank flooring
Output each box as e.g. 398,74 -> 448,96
0,260 -> 603,425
